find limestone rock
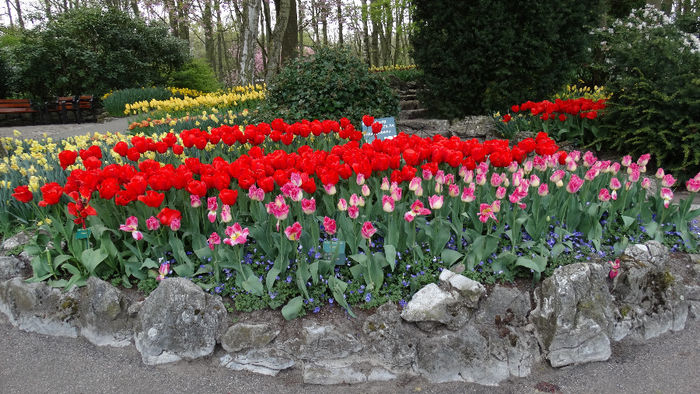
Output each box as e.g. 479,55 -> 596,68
134,278 -> 227,365
299,322 -> 363,360
476,285 -> 531,326
397,119 -> 450,138
221,322 -> 281,353
363,303 -> 418,369
302,360 -> 396,384
78,277 -> 132,347
0,256 -> 30,281
220,348 -> 294,376
401,283 -> 458,326
1,231 -> 31,253
0,277 -> 79,337
530,263 -> 614,367
443,271 -> 486,308
612,242 -> 688,340
449,116 -> 498,140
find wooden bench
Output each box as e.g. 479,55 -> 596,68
45,95 -> 97,123
0,99 -> 39,123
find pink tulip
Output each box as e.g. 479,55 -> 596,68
156,261 -> 170,281
361,221 -> 377,239
660,187 -> 673,208
337,198 -> 348,211
637,153 -> 651,167
687,177 -> 700,193
323,216 -> 336,235
266,195 -> 289,220
190,195 -> 202,208
641,178 -> 652,189
655,168 -> 665,179
301,198 -> 316,214
390,185 -> 403,201
284,222 -> 303,241
566,174 -> 584,194
146,216 -> 160,230
382,195 -> 395,212
609,259 -> 621,279
348,205 -> 360,219
119,216 -> 139,233
169,218 -> 181,231
208,232 -> 221,250
478,202 -> 498,223
621,155 -> 632,167
662,174 -> 676,188
380,177 -> 390,191
221,204 -> 232,223
496,186 -> 507,199
461,184 -> 475,203
323,183 -> 337,195
538,183 -> 549,197
356,173 -> 366,185
207,196 -> 218,211
610,177 -> 622,190
428,195 -> 444,209
224,223 -> 249,245
448,183 -> 460,197
598,188 -> 611,202
248,185 -> 265,201
409,177 -> 422,191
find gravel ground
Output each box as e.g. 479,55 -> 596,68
1,312 -> 698,394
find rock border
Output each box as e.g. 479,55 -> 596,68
1,241 -> 699,386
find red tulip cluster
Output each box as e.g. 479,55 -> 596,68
508,97 -> 606,122
14,118 -> 561,224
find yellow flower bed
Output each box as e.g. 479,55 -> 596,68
124,84 -> 266,115
555,84 -> 612,101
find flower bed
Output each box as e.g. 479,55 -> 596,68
4,115 -> 699,319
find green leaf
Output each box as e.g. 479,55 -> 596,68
242,275 -> 264,297
441,249 -> 464,265
349,253 -> 368,264
384,244 -> 397,271
329,276 -> 355,318
281,296 -> 304,320
81,248 -> 108,275
515,255 -> 547,273
621,215 -> 635,228
551,243 -> 565,258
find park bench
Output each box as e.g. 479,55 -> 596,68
45,95 -> 97,123
0,99 -> 39,124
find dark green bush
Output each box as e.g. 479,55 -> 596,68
411,0 -> 602,118
0,49 -> 13,98
265,46 -> 399,123
590,6 -> 700,176
102,87 -> 173,117
8,7 -> 188,100
169,58 -> 221,92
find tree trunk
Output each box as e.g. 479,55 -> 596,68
370,0 -> 380,66
266,0 -> 291,81
215,0 -> 225,79
281,0 -> 298,63
130,0 -> 139,17
383,1 -> 393,65
311,0 -> 320,43
361,0 -> 371,65
176,0 -> 190,43
5,0 -> 13,27
337,0 -> 343,45
393,0 -> 403,65
321,3 -> 328,46
203,0 -> 216,69
240,0 -> 262,85
298,0 -> 305,56
12,0 -> 23,29
165,0 -> 179,37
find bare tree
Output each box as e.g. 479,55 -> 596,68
240,0 -> 262,84
266,0 -> 291,80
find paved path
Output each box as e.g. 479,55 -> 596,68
0,117 -> 135,141
1,312 -> 698,394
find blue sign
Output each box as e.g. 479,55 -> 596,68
322,240 -> 346,265
362,117 -> 397,143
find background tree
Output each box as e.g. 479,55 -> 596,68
411,0 -> 603,118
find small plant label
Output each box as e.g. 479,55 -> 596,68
362,117 -> 397,143
75,229 -> 91,239
323,240 -> 346,265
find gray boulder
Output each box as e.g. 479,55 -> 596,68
78,277 -> 133,347
530,263 -> 614,367
302,360 -> 396,384
363,302 -> 418,369
221,322 -> 281,353
476,285 -> 531,326
612,242 -> 688,340
439,269 -> 486,308
134,278 -> 227,365
0,256 -> 30,280
449,116 -> 498,140
1,231 -> 31,253
299,322 -> 363,360
220,348 -> 295,376
0,277 -> 79,337
400,283 -> 457,326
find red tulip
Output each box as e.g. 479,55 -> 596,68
58,150 -> 78,169
11,185 -> 33,203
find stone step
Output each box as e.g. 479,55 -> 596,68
400,100 -> 421,111
396,118 -> 451,139
399,94 -> 417,102
399,108 -> 430,120
398,89 -> 417,97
